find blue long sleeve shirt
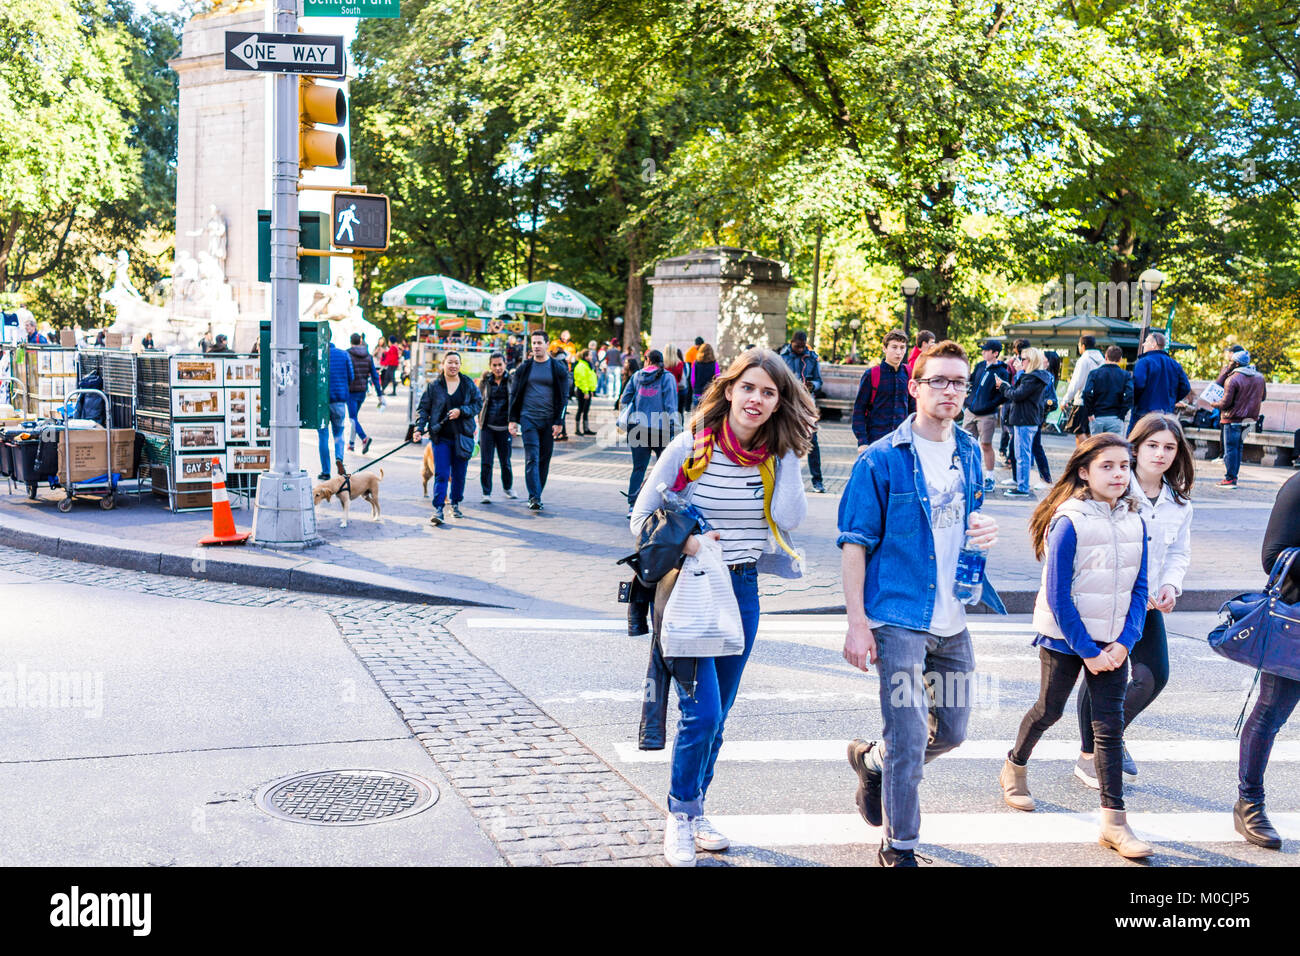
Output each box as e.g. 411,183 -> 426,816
1034,518 -> 1148,658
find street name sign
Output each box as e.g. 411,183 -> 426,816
224,32 -> 345,76
331,193 -> 390,251
304,0 -> 400,17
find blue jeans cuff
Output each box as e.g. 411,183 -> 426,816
667,794 -> 702,817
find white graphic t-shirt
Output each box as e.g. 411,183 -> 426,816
911,431 -> 967,637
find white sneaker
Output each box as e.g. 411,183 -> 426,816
1032,480 -> 1050,491
663,812 -> 697,867
503,488 -> 518,499
999,477 -> 1017,486
693,815 -> 730,851
480,493 -> 492,504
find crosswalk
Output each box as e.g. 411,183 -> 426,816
460,612 -> 1298,860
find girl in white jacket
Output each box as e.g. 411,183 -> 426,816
999,432 -> 1153,858
1075,413 -> 1194,787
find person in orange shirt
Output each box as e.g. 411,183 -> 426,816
684,336 -> 704,365
550,330 -> 578,360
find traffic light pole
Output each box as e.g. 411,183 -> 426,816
253,0 -> 320,548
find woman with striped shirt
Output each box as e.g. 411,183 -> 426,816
631,348 -> 816,866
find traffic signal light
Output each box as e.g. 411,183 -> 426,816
299,77 -> 347,171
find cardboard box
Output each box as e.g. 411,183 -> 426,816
227,446 -> 271,473
171,388 -> 224,418
57,428 -> 136,484
59,330 -> 76,347
173,488 -> 212,511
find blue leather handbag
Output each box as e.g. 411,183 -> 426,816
1208,547 -> 1300,728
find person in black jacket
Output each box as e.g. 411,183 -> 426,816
414,350 -> 483,525
477,352 -> 516,503
507,329 -> 570,510
1235,471 -> 1300,848
1081,346 -> 1134,436
964,338 -> 1010,487
996,347 -> 1052,498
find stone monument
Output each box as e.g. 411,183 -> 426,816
647,247 -> 794,364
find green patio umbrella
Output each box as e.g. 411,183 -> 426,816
490,281 -> 601,320
381,275 -> 491,314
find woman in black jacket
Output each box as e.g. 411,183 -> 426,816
1234,471 -> 1300,848
996,347 -> 1053,499
413,350 -> 483,525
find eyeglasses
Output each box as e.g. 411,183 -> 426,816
917,377 -> 969,392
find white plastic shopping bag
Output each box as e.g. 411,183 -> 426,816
659,536 -> 744,658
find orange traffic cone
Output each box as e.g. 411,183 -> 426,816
199,456 -> 250,546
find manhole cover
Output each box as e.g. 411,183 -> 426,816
256,770 -> 438,827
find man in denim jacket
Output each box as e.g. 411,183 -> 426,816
837,340 -> 1007,866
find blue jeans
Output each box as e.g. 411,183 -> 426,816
519,419 -> 554,501
863,624 -> 975,849
346,392 -> 368,443
668,564 -> 761,817
1013,425 -> 1038,492
430,438 -> 468,508
317,401 -> 347,474
1238,672 -> 1300,803
479,427 -> 513,495
627,437 -> 668,507
1224,422 -> 1247,481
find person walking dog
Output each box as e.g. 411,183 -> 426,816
631,348 -> 814,867
414,350 -> 482,526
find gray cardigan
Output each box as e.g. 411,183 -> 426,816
629,431 -> 809,578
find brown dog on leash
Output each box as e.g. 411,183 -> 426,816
420,443 -> 436,497
313,469 -> 383,528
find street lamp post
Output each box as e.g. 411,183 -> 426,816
1137,268 -> 1166,348
828,319 -> 841,361
901,275 -> 920,340
849,318 -> 862,361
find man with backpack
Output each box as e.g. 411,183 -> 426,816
781,331 -> 826,492
619,349 -> 678,517
963,338 -> 1011,490
852,329 -> 913,451
345,333 -> 384,454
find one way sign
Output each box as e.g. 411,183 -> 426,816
225,32 -> 345,76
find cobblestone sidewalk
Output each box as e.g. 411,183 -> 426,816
0,546 -> 666,866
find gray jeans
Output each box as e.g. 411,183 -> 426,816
863,624 -> 975,849
1091,415 -> 1126,436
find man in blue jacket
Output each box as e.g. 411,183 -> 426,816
318,341 -> 355,479
1132,331 -> 1191,421
838,340 -> 1006,867
852,329 -> 913,450
781,331 -> 825,493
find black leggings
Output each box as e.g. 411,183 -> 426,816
575,392 -> 592,432
1078,609 -> 1169,753
1011,647 -> 1130,809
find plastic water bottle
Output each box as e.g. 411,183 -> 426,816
657,481 -> 712,532
954,513 -> 988,606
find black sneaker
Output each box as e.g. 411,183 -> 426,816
1003,489 -> 1032,499
362,437 -> 373,454
451,503 -> 463,519
430,508 -> 444,526
811,480 -> 826,494
878,841 -> 922,867
528,498 -> 542,511
847,739 -> 883,827
317,472 -> 329,481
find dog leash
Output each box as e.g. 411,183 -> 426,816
352,414 -> 446,474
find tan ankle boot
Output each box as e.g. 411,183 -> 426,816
1099,808 -> 1154,859
999,758 -> 1035,811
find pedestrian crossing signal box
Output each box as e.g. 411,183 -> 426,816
258,319 -> 331,431
331,192 -> 389,252
257,209 -> 330,284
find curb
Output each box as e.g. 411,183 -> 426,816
0,511 -> 496,607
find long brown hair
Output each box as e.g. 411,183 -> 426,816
1127,412 -> 1195,503
1028,433 -> 1136,560
690,348 -> 817,458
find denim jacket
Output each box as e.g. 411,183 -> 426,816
837,414 -> 1007,629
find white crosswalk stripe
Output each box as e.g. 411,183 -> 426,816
707,812 -> 1300,848
615,739 -> 1300,764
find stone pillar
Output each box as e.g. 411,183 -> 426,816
647,247 -> 793,366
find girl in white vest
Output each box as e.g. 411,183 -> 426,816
998,433 -> 1153,858
1074,413 -> 1193,787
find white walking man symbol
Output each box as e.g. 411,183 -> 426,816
335,203 -> 360,244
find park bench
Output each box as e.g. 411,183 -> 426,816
1180,382 -> 1300,467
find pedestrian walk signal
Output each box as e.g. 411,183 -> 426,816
331,192 -> 389,252
299,77 -> 347,170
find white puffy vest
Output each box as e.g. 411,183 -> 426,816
1032,497 -> 1145,646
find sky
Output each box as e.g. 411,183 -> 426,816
135,0 -> 360,44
